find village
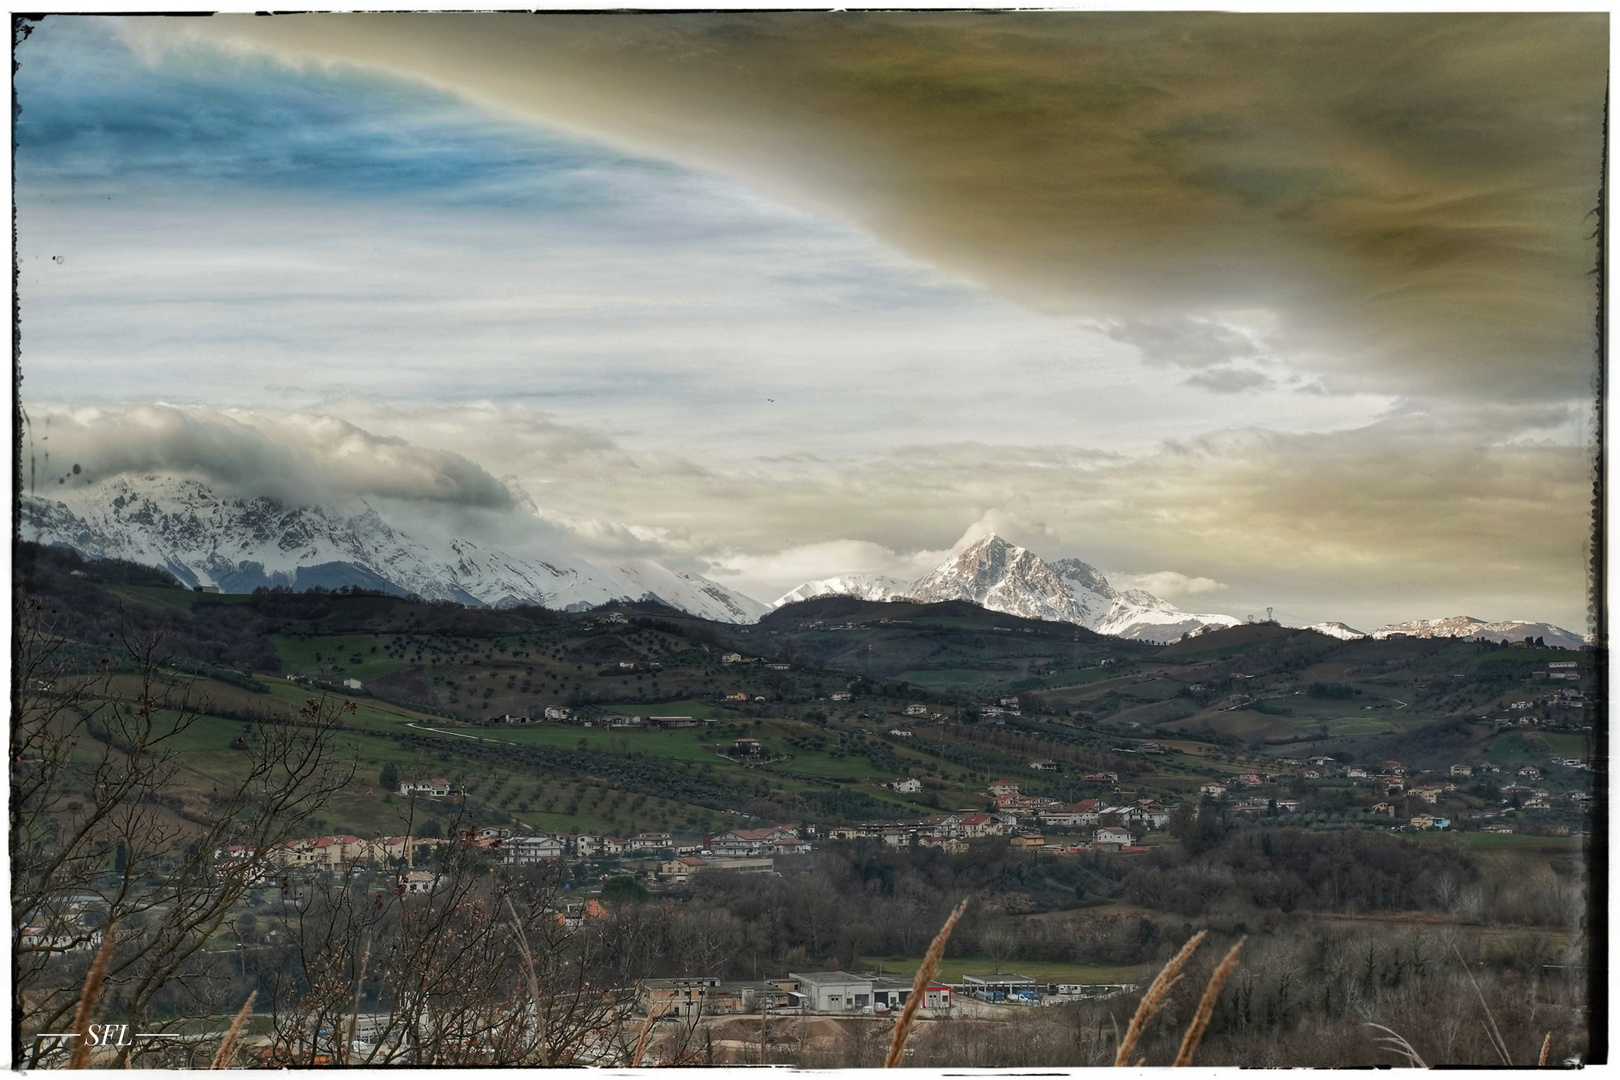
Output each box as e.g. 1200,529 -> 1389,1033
222,736 -> 1591,902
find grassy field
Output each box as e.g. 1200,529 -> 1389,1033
1279,714 -> 1400,737
271,634 -> 407,681
1538,732 -> 1592,756
1433,832 -> 1583,852
904,669 -> 996,691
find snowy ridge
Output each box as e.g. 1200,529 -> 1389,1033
773,574 -> 910,606
20,476 -> 767,623
1369,616 -> 1587,650
1302,621 -> 1367,641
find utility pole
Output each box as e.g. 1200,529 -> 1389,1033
759,995 -> 769,1065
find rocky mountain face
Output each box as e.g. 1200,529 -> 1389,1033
19,476 -> 768,623
909,537 -> 1090,624
1368,616 -> 1588,650
775,535 -> 1241,643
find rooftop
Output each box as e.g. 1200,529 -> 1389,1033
789,970 -> 872,986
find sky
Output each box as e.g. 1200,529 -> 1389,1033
13,13 -> 1605,631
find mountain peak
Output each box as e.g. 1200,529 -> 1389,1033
957,533 -> 1022,558
773,536 -> 1241,642
910,535 -> 1085,624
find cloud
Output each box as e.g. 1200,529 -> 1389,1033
1183,367 -> 1273,393
130,12 -> 1606,403
25,402 -> 514,511
16,19 -> 1411,470
1102,316 -> 1265,370
701,538 -> 942,598
12,17 -> 1599,633
1110,571 -> 1226,602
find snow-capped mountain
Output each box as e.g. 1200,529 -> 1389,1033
1303,621 -> 1367,640
1095,587 -> 1242,643
1369,616 -> 1588,651
904,536 -> 1240,641
776,535 -> 1240,643
773,574 -> 909,606
909,537 -> 1091,624
20,476 -> 768,623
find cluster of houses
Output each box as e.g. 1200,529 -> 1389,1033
1194,753 -> 1590,831
822,796 -> 1158,854
18,893 -> 107,955
239,833 -> 446,871
478,709 -> 714,729
977,697 -> 1024,724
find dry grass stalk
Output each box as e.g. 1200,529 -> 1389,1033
1172,936 -> 1245,1067
1113,929 -> 1206,1067
68,921 -> 118,1069
1364,1023 -> 1428,1067
1450,940 -> 1511,1065
505,899 -> 550,1065
1539,1032 -> 1552,1067
630,1007 -> 661,1067
209,991 -> 257,1069
344,936 -> 372,1066
883,896 -> 970,1068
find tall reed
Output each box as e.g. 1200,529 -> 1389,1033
1114,929 -> 1206,1067
209,991 -> 257,1069
68,922 -> 118,1069
1172,937 -> 1244,1066
883,897 -> 970,1068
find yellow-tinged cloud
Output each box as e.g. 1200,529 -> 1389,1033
24,400 -> 1592,626
131,12 -> 1606,401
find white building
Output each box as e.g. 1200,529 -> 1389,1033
399,778 -> 452,798
504,835 -> 564,865
790,971 -> 874,1012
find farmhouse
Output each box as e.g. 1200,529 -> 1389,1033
1094,827 -> 1133,850
399,778 -> 453,798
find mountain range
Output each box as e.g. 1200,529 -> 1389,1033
19,476 -> 768,623
772,537 -> 1589,648
1366,616 -> 1589,651
20,476 -> 1588,647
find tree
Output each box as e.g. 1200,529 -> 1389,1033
600,875 -> 650,904
13,598 -> 358,1065
380,760 -> 401,792
260,842 -> 635,1066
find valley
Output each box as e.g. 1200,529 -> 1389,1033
14,540 -> 1598,1067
